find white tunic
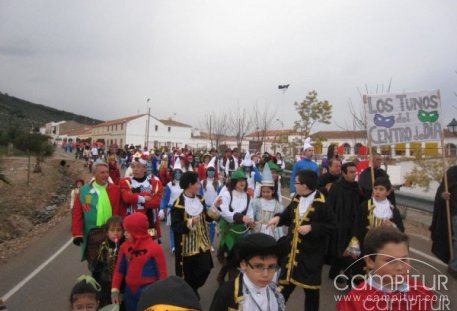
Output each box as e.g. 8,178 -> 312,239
219,190 -> 248,223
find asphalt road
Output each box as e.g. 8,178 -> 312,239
1,199 -> 456,310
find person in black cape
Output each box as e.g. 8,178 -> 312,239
325,162 -> 363,280
430,165 -> 457,277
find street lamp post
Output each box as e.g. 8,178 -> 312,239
447,118 -> 457,135
145,98 -> 151,150
446,118 -> 457,156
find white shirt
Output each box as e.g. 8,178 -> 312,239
219,190 -> 248,223
373,198 -> 393,219
242,275 -> 278,311
183,194 -> 204,216
166,181 -> 183,206
298,191 -> 316,218
201,178 -> 219,206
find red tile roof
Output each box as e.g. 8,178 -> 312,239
193,131 -> 237,141
310,130 -> 367,140
65,127 -> 93,136
159,119 -> 192,128
93,114 -> 147,128
246,129 -> 297,137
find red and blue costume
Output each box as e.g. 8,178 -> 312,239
119,175 -> 163,239
112,213 -> 168,311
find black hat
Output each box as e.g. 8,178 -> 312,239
136,276 -> 202,311
231,233 -> 288,267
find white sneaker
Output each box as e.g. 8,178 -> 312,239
171,247 -> 175,254
211,246 -> 215,252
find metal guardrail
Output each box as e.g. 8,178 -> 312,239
281,169 -> 434,214
395,192 -> 434,213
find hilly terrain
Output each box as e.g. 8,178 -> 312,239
0,91 -> 101,132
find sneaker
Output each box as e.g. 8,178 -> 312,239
211,246 -> 215,252
171,247 -> 175,254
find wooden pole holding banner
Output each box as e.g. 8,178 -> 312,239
363,95 -> 376,188
438,90 -> 454,260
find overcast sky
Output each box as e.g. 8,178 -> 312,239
1,0 -> 456,133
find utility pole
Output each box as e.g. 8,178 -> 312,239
145,98 -> 151,150
145,107 -> 151,150
209,114 -> 213,148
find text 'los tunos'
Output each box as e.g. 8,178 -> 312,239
368,94 -> 439,114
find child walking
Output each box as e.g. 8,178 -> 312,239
69,275 -> 101,311
248,163 -> 284,240
268,169 -> 336,311
346,177 -> 405,261
198,157 -> 222,249
111,213 -> 168,311
159,162 -> 184,253
70,179 -> 84,210
210,233 -> 287,311
91,216 -> 124,308
171,171 -> 217,297
214,169 -> 256,285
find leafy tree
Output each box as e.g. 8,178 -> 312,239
293,90 -> 332,143
404,156 -> 457,191
14,133 -> 54,174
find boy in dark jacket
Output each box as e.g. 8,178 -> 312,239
210,233 -> 286,311
269,169 -> 336,311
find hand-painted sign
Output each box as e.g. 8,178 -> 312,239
364,90 -> 442,146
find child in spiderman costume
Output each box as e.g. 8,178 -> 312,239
111,213 -> 168,311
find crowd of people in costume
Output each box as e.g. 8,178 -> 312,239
68,139 -> 452,311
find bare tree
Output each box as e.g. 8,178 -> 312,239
335,80 -> 393,155
252,102 -> 277,152
201,113 -> 229,149
227,105 -> 253,151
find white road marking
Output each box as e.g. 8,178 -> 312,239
1,238 -> 73,301
409,247 -> 447,268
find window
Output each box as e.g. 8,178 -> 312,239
155,125 -> 158,131
115,124 -> 118,131
120,138 -> 123,146
168,127 -> 171,132
121,124 -> 124,130
107,126 -> 109,132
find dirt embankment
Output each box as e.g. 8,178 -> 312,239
0,153 -> 90,263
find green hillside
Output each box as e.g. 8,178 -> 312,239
0,91 -> 101,131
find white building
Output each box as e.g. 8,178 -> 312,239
40,120 -> 91,144
89,114 -> 197,149
246,129 -> 457,159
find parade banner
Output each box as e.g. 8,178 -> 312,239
364,90 -> 442,146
